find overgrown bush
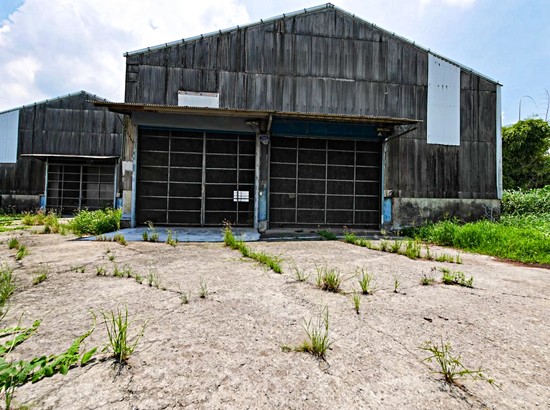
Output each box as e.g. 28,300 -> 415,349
501,186 -> 550,215
69,209 -> 122,236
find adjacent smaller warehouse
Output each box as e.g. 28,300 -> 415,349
0,91 -> 123,212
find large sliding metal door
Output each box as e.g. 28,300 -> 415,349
269,137 -> 381,229
137,128 -> 255,226
47,163 -> 116,213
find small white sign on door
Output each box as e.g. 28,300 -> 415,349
233,191 -> 249,202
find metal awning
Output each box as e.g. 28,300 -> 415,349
91,101 -> 420,127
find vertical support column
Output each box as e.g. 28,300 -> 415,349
120,115 -> 136,228
113,162 -> 118,210
43,159 -> 49,210
257,132 -> 270,232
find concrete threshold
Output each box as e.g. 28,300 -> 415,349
80,227 -> 260,243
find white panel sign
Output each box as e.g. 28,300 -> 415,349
0,110 -> 19,163
233,191 -> 249,203
178,91 -> 219,108
427,54 -> 461,146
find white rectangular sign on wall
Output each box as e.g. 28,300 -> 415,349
427,54 -> 461,146
178,91 -> 219,108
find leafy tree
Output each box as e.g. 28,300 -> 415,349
502,118 -> 550,189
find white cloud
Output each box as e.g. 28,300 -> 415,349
0,0 -> 248,111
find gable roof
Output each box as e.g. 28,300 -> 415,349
0,90 -> 112,115
124,3 -> 498,85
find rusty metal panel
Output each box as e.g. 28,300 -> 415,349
0,110 -> 19,163
427,54 -> 460,146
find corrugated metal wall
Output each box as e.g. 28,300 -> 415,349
124,6 -> 499,201
0,110 -> 19,163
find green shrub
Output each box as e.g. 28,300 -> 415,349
69,209 -> 122,236
502,186 -> 550,215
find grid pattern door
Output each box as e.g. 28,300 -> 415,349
269,137 -> 381,229
47,163 -> 115,213
136,129 -> 255,227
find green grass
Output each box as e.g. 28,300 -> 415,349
0,263 -> 15,314
69,209 -> 122,236
408,215 -> 550,265
223,225 -> 283,273
317,230 -> 337,240
440,268 -> 474,288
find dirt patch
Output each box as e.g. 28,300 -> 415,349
0,229 -> 549,409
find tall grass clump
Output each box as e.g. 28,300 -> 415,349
69,209 -> 122,236
296,307 -> 332,360
101,306 -> 146,364
315,265 -> 342,292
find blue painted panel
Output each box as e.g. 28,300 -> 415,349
259,187 -> 268,221
271,119 -> 382,140
383,198 -> 392,223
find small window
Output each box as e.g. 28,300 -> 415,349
178,91 -> 219,108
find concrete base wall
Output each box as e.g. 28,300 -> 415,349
385,197 -> 501,230
0,194 -> 41,211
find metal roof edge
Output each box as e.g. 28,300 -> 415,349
124,2 -> 499,85
0,91 -> 113,116
124,3 -> 334,56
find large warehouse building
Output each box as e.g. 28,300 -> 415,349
98,4 -> 501,231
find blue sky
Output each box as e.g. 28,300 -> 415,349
0,0 -> 548,125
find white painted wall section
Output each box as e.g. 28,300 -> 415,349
178,91 -> 220,108
427,54 -> 460,146
0,110 -> 19,163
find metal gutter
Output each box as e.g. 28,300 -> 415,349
123,3 -> 500,85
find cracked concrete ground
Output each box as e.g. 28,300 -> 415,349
1,228 -> 549,409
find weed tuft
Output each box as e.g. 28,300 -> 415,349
297,307 -> 332,360
166,229 -> 177,246
420,339 -> 499,388
113,233 -> 127,246
441,268 -> 474,288
198,277 -> 208,298
101,306 -> 146,364
315,264 -> 341,292
15,245 -> 29,261
69,209 -> 121,236
7,238 -> 19,250
292,265 -> 309,282
357,268 -> 375,295
352,292 -> 361,314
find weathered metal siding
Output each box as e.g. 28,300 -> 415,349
125,7 -> 497,200
18,93 -> 123,157
0,92 -> 124,202
0,110 -> 19,163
